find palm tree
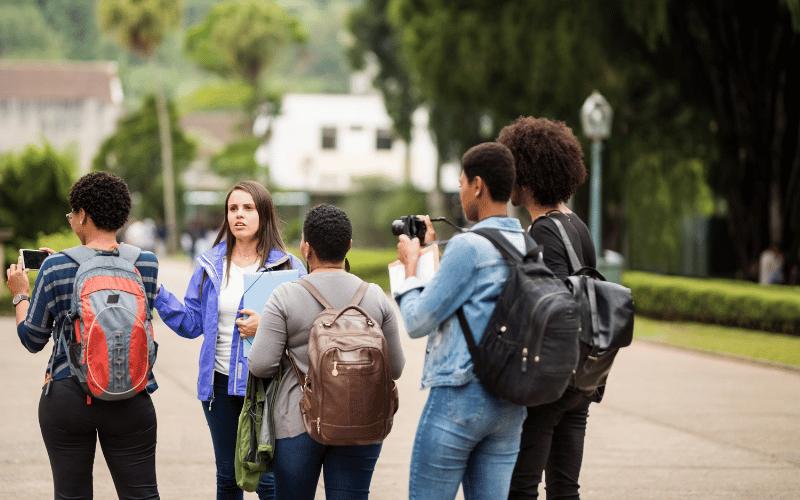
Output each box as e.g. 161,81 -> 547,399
98,0 -> 182,253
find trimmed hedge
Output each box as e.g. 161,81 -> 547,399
623,271 -> 800,336
288,247 -> 395,292
347,248 -> 396,292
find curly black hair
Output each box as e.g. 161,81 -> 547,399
497,117 -> 587,206
461,142 -> 516,202
303,204 -> 352,262
69,172 -> 132,231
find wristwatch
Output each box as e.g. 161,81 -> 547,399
12,294 -> 29,307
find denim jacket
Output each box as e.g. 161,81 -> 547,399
395,216 -> 525,388
154,242 -> 306,400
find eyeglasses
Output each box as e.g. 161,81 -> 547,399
65,212 -> 73,221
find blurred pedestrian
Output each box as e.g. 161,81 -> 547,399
759,244 -> 784,285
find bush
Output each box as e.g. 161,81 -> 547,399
0,144 -> 76,254
347,248 -> 397,291
344,178 -> 428,248
36,230 -> 80,252
210,137 -> 262,180
623,271 -> 800,335
288,246 -> 396,292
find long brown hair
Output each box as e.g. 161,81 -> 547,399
214,181 -> 286,283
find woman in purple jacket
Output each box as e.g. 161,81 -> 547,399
155,181 -> 305,499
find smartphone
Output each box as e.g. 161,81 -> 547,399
19,249 -> 49,270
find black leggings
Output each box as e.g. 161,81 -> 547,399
38,378 -> 159,500
509,388 -> 591,500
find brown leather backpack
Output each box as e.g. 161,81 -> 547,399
287,279 -> 399,446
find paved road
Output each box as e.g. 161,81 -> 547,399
1,259 -> 799,499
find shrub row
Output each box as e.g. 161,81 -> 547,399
287,247 -> 395,292
343,248 -> 396,292
623,271 -> 800,335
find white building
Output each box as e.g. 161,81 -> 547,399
0,61 -> 124,172
265,93 -> 439,193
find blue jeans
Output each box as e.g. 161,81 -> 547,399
202,372 -> 274,500
409,380 -> 526,500
273,432 -> 382,500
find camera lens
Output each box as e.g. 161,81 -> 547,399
391,220 -> 406,236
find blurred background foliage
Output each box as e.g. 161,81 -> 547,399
0,145 -> 76,249
1,0 -> 799,282
93,96 -> 196,222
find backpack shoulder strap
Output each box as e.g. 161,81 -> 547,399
117,243 -> 142,265
471,228 -> 524,262
522,232 -> 538,253
349,281 -> 369,307
456,308 -> 478,358
61,245 -> 97,265
285,348 -> 307,391
297,279 -> 334,309
548,217 -> 583,274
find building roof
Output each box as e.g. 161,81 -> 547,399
0,60 -> 123,104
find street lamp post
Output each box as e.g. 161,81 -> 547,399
580,91 -> 613,256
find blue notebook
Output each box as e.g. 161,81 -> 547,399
241,269 -> 300,357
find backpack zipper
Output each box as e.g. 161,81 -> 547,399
331,359 -> 371,376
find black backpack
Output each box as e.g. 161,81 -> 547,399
547,216 -> 635,393
456,228 -> 581,407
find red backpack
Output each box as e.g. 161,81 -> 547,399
48,244 -> 156,401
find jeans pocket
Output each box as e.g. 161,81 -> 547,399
444,383 -> 485,427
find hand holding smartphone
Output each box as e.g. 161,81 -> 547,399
19,249 -> 50,270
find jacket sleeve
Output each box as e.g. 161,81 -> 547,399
289,254 -> 308,277
154,265 -> 205,339
395,236 -> 478,339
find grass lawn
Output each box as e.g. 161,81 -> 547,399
635,316 -> 800,368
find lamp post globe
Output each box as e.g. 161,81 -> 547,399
580,91 -> 613,256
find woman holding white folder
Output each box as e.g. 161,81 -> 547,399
154,180 -> 306,500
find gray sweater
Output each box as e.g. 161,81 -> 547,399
248,271 -> 405,439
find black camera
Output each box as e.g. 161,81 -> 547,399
391,215 -> 427,241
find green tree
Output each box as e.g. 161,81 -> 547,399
36,0 -> 103,60
389,0 -> 800,278
184,0 -> 305,109
0,2 -> 62,58
210,137 -> 261,181
348,0 -> 421,182
98,0 -> 183,252
93,95 -> 196,224
0,145 -> 76,248
620,0 -> 800,276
